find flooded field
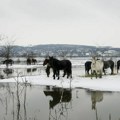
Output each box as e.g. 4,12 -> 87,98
0,57 -> 120,120
0,83 -> 120,120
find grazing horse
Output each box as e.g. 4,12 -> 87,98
43,58 -> 49,66
85,61 -> 92,75
103,60 -> 114,75
117,60 -> 120,73
49,57 -> 72,80
3,59 -> 14,66
91,57 -> 104,78
43,58 -> 51,77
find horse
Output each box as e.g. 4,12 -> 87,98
103,60 -> 114,75
31,58 -> 37,65
43,58 -> 49,66
91,57 -> 104,78
3,59 -> 14,66
27,58 -> 37,65
43,58 -> 51,77
45,65 -> 51,77
85,61 -> 92,75
43,58 -> 61,78
117,60 -> 120,73
27,58 -> 31,65
48,57 -> 72,80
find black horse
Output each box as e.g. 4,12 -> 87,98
43,58 -> 60,78
27,58 -> 37,65
27,58 -> 31,65
44,87 -> 71,108
85,61 -> 92,75
117,60 -> 120,73
103,60 -> 114,75
31,58 -> 37,65
3,59 -> 14,66
43,58 -> 49,66
49,57 -> 72,80
43,58 -> 51,77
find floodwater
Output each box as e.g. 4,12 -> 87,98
0,57 -> 120,120
0,83 -> 120,120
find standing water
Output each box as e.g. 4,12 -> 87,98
0,83 -> 120,120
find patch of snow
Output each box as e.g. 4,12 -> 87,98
0,74 -> 120,92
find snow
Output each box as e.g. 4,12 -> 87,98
0,59 -> 120,92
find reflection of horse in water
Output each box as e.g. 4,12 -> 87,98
3,59 -> 14,66
27,68 -> 37,73
91,91 -> 103,110
44,87 -> 72,108
27,58 -> 37,65
3,68 -> 14,75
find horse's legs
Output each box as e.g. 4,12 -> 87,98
53,70 -> 56,79
46,66 -> 50,77
63,70 -> 66,77
111,67 -> 113,74
91,70 -> 93,79
117,65 -> 119,73
91,70 -> 97,79
87,69 -> 89,75
67,68 -> 72,79
95,71 -> 98,79
57,70 -> 60,80
99,69 -> 103,78
103,68 -> 106,75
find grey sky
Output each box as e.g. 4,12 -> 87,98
0,0 -> 120,47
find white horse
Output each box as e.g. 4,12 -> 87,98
91,57 -> 104,78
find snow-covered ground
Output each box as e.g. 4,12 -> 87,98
0,57 -> 120,92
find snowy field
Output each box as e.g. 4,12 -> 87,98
0,57 -> 120,92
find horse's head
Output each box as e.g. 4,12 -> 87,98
43,59 -> 49,66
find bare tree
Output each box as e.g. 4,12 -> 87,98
2,40 -> 15,60
0,35 -> 15,71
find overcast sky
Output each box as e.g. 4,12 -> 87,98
0,0 -> 120,47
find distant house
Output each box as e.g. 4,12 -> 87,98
103,50 -> 119,56
72,53 -> 79,57
85,53 -> 90,56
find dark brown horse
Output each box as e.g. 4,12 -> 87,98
48,57 -> 72,80
31,58 -> 37,65
103,60 -> 114,75
43,59 -> 51,77
85,61 -> 92,75
27,58 -> 31,65
44,87 -> 71,108
27,58 -> 37,65
3,59 -> 14,66
117,60 -> 120,73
